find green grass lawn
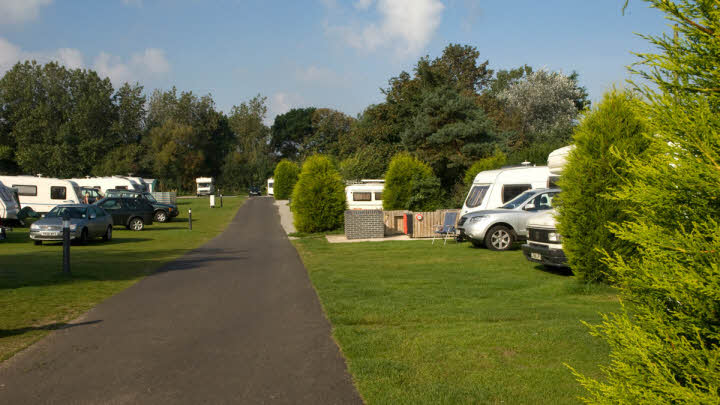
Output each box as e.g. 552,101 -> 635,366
0,196 -> 244,362
293,237 -> 618,405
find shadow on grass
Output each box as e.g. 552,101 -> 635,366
534,264 -> 574,277
0,320 -> 102,338
0,246 -> 248,290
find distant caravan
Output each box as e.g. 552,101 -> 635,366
0,175 -> 82,214
267,178 -> 274,196
196,177 -> 215,197
345,180 -> 384,210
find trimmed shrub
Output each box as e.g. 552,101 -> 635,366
382,152 -> 436,210
291,155 -> 346,233
273,160 -> 300,200
555,89 -> 648,283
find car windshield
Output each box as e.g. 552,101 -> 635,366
46,206 -> 87,219
198,183 -> 211,187
501,190 -> 537,209
465,185 -> 490,208
144,193 -> 157,202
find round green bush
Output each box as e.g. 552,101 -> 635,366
555,90 -> 649,283
273,160 -> 300,200
291,155 -> 346,233
383,152 -> 436,210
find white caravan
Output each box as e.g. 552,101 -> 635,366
68,176 -> 137,194
0,180 -> 20,221
346,180 -> 385,210
460,165 -> 552,218
267,178 -> 274,196
0,176 -> 82,213
122,176 -> 148,192
196,177 -> 214,196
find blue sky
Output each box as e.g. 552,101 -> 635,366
0,0 -> 669,123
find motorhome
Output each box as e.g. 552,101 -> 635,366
267,178 -> 274,196
0,175 -> 82,213
346,180 -> 385,210
460,165 -> 552,218
522,145 -> 574,268
0,180 -> 21,222
68,176 -> 138,194
196,177 -> 214,196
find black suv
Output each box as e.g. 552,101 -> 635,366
94,197 -> 154,231
104,189 -> 179,223
249,186 -> 261,197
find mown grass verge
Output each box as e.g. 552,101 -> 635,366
293,237 -> 617,404
0,196 -> 245,362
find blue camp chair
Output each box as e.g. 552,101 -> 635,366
432,211 -> 458,245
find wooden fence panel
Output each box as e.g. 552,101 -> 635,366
383,210 -> 409,236
411,209 -> 460,238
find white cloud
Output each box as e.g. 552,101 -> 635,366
0,37 -> 84,73
0,0 -> 53,24
93,48 -> 170,85
267,92 -> 305,124
297,65 -> 345,85
326,0 -> 444,56
0,37 -> 169,86
354,0 -> 373,10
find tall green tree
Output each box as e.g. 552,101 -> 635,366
270,107 -> 316,160
223,94 -> 272,191
147,120 -> 205,191
0,61 -> 117,177
573,1 -> 720,403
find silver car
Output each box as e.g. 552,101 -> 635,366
30,204 -> 114,245
457,188 -> 559,251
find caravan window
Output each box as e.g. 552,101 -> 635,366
51,186 -> 67,200
502,184 -> 531,203
353,192 -> 372,201
465,185 -> 489,208
374,192 -> 383,201
14,185 -> 37,196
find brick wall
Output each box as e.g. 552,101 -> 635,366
344,210 -> 384,239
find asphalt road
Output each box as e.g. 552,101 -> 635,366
0,197 -> 362,404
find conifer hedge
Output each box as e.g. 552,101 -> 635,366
291,155 -> 346,233
382,153 -> 437,211
273,160 -> 299,200
555,90 -> 648,282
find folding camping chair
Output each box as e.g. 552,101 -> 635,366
432,211 -> 458,245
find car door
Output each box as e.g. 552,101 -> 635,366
98,199 -> 124,226
517,192 -> 557,236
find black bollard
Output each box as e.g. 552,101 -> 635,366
220,194 -> 223,208
62,212 -> 71,275
188,209 -> 192,231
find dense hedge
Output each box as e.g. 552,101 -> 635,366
273,160 -> 300,200
291,155 -> 346,233
555,90 -> 648,283
464,150 -> 507,186
383,153 -> 437,211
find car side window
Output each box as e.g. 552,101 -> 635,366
124,199 -> 139,209
100,199 -> 121,210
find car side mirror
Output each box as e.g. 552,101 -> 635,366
524,203 -> 535,211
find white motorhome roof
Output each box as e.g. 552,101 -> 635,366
472,166 -> 550,184
547,145 -> 574,175
346,183 -> 384,192
196,177 -> 213,183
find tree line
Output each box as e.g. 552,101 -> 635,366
0,44 -> 588,199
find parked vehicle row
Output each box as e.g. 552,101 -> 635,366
104,189 -> 178,223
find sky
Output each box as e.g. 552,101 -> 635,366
0,0 -> 670,123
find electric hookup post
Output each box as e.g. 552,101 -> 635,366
188,209 -> 192,231
220,193 -> 223,208
62,212 -> 71,275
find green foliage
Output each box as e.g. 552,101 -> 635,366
464,150 -> 507,185
572,1 -> 720,403
291,155 -> 346,233
93,144 -> 149,177
339,144 -> 395,181
406,173 -> 445,211
147,120 -> 205,192
273,160 -> 300,200
270,108 -> 316,160
383,153 -> 436,210
555,90 -> 649,283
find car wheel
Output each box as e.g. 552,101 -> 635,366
129,217 -> 144,231
154,210 -> 168,223
34,240 -> 42,246
484,225 -> 514,251
103,226 -> 112,241
78,228 -> 88,244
